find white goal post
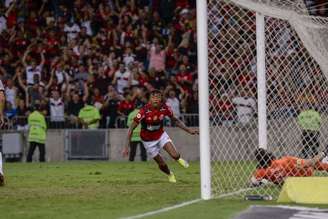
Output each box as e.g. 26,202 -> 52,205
197,0 -> 328,199
197,0 -> 211,200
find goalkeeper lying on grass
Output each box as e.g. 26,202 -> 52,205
251,148 -> 328,186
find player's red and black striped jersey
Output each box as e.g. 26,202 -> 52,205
134,103 -> 173,141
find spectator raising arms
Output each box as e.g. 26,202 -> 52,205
22,44 -> 45,86
0,0 -> 198,129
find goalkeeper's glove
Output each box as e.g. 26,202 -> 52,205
250,176 -> 270,187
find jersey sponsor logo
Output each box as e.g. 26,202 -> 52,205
146,124 -> 161,131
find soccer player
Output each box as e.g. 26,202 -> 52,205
0,79 -> 5,186
123,89 -> 198,183
251,148 -> 328,186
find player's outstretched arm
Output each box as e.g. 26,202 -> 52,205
122,121 -> 139,157
301,151 -> 326,168
171,115 -> 199,135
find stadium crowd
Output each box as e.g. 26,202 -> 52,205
0,0 -> 199,129
0,0 -> 326,130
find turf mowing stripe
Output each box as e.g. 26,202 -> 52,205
119,199 -> 202,219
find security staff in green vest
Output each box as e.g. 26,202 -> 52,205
127,103 -> 147,161
78,100 -> 101,129
298,104 -> 321,158
27,103 -> 47,162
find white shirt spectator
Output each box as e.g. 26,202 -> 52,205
81,21 -> 93,36
123,53 -> 135,67
0,80 -> 4,91
5,86 -> 16,109
55,70 -> 66,84
50,98 -> 65,122
232,96 -> 256,125
0,16 -> 7,33
64,23 -> 81,41
26,65 -> 43,85
72,45 -> 81,56
115,70 -> 130,94
5,0 -> 14,7
166,97 -> 181,119
131,76 -> 139,86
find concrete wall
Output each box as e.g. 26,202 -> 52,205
108,129 -> 127,161
1,128 -> 200,162
1,130 -> 65,162
46,130 -> 65,161
3,116 -> 328,162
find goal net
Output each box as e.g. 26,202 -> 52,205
206,0 -> 328,198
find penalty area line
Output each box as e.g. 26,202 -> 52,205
119,198 -> 202,219
120,187 -> 254,219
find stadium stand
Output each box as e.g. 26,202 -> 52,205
0,0 -> 198,129
0,0 -> 326,129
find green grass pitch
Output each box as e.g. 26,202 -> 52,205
0,161 -> 327,219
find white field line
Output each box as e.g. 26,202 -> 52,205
120,187 -> 254,219
119,198 -> 202,219
217,187 -> 257,198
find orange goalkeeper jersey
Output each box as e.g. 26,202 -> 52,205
254,156 -> 313,184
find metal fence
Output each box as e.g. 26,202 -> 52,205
65,130 -> 109,160
2,114 -> 200,130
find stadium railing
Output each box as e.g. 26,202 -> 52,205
2,114 -> 201,130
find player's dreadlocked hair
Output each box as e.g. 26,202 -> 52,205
254,148 -> 276,168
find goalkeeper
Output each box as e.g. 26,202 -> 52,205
251,148 -> 328,186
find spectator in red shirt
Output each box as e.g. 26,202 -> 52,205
92,87 -> 104,109
0,0 -> 198,129
45,29 -> 60,57
175,64 -> 192,92
6,2 -> 16,29
118,90 -> 135,116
